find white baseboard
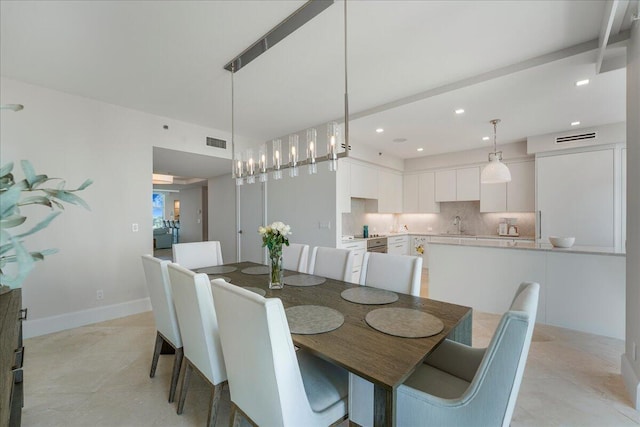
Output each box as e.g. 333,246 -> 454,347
622,353 -> 640,410
23,297 -> 152,339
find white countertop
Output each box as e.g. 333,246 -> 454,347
428,237 -> 625,256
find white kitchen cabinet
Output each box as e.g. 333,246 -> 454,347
337,159 -> 351,213
351,162 -> 378,199
507,161 -> 535,212
403,173 -> 439,213
338,240 -> 366,284
418,172 -> 440,213
388,235 -> 410,255
435,167 -> 480,202
435,170 -> 457,202
456,167 -> 480,201
480,181 -> 506,212
480,160 -> 534,213
403,174 -> 419,213
537,149 -> 615,247
378,169 -> 402,213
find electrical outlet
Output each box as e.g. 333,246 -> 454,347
318,221 -> 331,229
96,290 -> 104,300
132,223 -> 139,232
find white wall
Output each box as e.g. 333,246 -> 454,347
0,77 -> 255,337
623,20 -> 640,410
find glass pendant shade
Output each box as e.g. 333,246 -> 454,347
272,139 -> 282,180
307,128 -> 317,175
481,155 -> 512,184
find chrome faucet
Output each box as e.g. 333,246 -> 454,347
453,216 -> 462,234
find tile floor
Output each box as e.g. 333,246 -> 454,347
21,308 -> 640,426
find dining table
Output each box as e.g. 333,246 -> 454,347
201,261 -> 472,427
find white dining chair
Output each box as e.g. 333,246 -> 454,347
172,241 -> 223,270
308,246 -> 354,282
395,281 -> 540,427
210,278 -> 349,427
359,252 -> 423,296
167,263 -> 227,427
282,243 -> 310,273
141,255 -> 183,403
349,251 -> 423,426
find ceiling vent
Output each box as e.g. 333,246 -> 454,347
555,132 -> 597,145
206,137 -> 227,149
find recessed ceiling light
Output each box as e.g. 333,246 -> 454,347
571,121 -> 581,126
417,148 -> 424,152
455,109 -> 465,115
482,136 -> 490,141
376,128 -> 384,133
575,79 -> 590,87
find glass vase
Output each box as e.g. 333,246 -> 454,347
269,252 -> 284,289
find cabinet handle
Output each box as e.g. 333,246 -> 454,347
537,211 -> 542,240
19,308 -> 28,321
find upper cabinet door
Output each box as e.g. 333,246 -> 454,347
480,180 -> 507,212
350,162 -> 378,199
403,174 -> 419,213
435,170 -> 456,201
418,172 -> 440,213
378,169 -> 402,213
506,161 -> 535,212
456,167 -> 480,201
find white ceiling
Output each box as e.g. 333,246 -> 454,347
0,0 -> 633,165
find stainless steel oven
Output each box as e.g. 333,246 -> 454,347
367,237 -> 387,253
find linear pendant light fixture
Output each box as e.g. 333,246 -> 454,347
481,119 -> 512,184
225,0 -> 350,186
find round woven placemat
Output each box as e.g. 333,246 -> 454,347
341,287 -> 398,305
196,265 -> 237,275
365,307 -> 444,338
283,274 -> 326,287
285,305 -> 344,335
241,286 -> 267,297
241,265 -> 270,275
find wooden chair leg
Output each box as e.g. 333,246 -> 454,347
207,383 -> 223,427
150,331 -> 163,378
177,361 -> 192,415
168,347 -> 184,403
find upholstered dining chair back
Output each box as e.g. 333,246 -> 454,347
167,263 -> 226,386
308,246 -> 354,282
359,252 -> 423,296
172,241 -> 223,270
395,281 -> 540,427
211,279 -> 348,427
141,254 -> 184,402
141,255 -> 182,348
282,243 -> 310,273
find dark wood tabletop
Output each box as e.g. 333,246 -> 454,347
215,261 -> 472,427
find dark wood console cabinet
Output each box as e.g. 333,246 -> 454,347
0,288 -> 24,427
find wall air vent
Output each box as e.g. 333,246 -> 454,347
555,132 -> 597,144
206,137 -> 227,149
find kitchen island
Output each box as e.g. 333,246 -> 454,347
429,239 -> 625,339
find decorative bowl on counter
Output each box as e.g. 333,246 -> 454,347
549,236 -> 575,248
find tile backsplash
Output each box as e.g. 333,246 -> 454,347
342,199 -> 536,237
